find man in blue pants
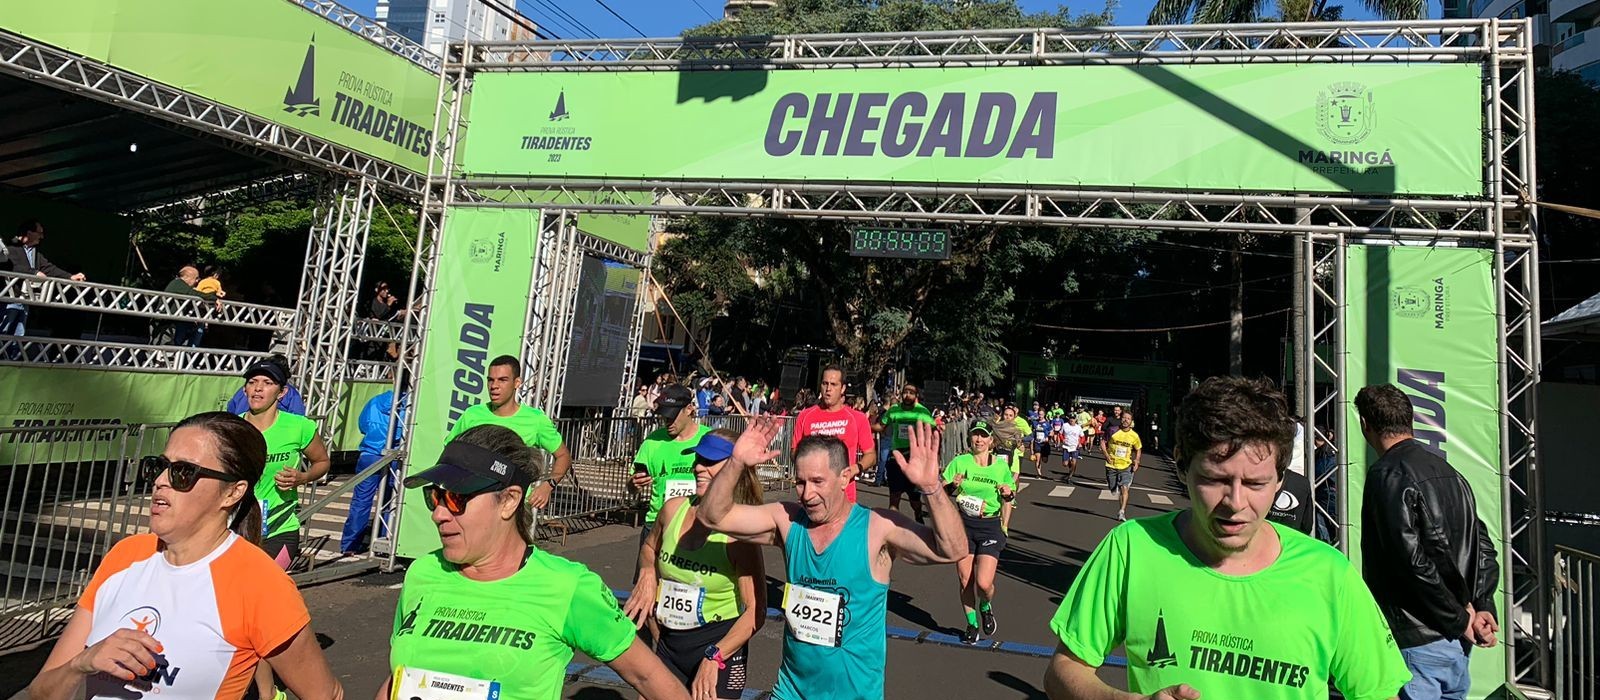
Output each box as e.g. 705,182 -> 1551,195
340,375 -> 408,556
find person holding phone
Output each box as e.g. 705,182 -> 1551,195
630,384 -> 710,581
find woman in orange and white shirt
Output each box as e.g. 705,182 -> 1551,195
27,412 -> 342,700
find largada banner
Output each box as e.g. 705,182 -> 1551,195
463,64 -> 1483,196
397,207 -> 539,559
1343,245 -> 1504,696
0,0 -> 438,173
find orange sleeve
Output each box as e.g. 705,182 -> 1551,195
77,534 -> 158,612
214,544 -> 312,656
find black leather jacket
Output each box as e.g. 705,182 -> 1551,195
1360,439 -> 1499,649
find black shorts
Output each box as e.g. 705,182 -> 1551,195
886,450 -> 915,494
259,532 -> 300,570
654,618 -> 749,699
962,514 -> 1007,558
1038,442 -> 1053,458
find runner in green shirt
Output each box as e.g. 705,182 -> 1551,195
941,420 -> 1016,645
1043,376 -> 1409,700
237,357 -> 330,700
623,429 -> 767,699
384,425 -> 688,700
445,355 -> 572,510
872,384 -> 935,521
630,384 -> 711,578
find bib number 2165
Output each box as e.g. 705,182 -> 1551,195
782,583 -> 843,647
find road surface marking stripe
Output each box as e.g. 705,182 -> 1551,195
1098,489 -> 1118,501
1048,486 -> 1075,498
1148,493 -> 1173,505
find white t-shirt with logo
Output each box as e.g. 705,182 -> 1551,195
79,533 -> 310,700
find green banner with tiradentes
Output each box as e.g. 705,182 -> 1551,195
0,0 -> 439,173
463,64 -> 1483,196
397,207 -> 539,559
1343,245 -> 1505,697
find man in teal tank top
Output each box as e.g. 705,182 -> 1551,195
699,419 -> 968,700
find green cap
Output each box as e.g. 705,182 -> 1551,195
970,420 -> 994,435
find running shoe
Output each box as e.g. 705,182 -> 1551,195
962,625 -> 981,645
1117,509 -> 1126,521
981,609 -> 997,637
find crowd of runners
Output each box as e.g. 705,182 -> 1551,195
26,355 -> 1503,700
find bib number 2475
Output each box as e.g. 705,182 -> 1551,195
783,583 -> 843,647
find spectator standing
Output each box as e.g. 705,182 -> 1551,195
369,281 -> 404,321
1356,384 -> 1500,700
630,384 -> 652,417
3,220 -> 86,347
339,373 -> 409,556
162,265 -> 219,347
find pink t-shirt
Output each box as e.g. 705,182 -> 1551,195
792,404 -> 874,502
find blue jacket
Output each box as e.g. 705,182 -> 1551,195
357,390 -> 408,456
226,384 -> 306,416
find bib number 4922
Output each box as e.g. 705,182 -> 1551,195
782,583 -> 844,647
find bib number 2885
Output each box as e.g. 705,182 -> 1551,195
783,583 -> 843,647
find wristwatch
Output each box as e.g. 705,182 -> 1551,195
544,478 -> 560,489
704,645 -> 725,669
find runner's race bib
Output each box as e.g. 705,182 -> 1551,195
896,423 -> 911,442
655,579 -> 706,630
664,479 -> 698,501
393,666 -> 500,700
956,494 -> 986,518
1112,444 -> 1131,459
783,582 -> 843,647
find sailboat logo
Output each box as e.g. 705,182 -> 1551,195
548,89 -> 570,121
1148,609 -> 1178,668
283,36 -> 321,117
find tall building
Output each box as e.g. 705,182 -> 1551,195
724,0 -> 776,21
1444,0 -> 1599,81
377,0 -> 538,57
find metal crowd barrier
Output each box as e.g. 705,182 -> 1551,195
1554,545 -> 1600,698
0,422 -> 172,653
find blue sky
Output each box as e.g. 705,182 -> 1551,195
342,0 -> 1443,38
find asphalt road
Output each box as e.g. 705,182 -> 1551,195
2,448 -> 1189,700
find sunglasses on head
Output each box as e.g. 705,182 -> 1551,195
140,455 -> 237,492
423,484 -> 496,515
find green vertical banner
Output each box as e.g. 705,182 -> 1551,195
396,207 -> 539,559
1343,245 -> 1504,696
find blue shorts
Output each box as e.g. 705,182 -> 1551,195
1063,450 -> 1079,461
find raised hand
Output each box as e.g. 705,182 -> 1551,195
730,416 -> 781,469
893,420 -> 943,493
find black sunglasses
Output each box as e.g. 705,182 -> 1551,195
140,455 -> 238,492
423,484 -> 495,515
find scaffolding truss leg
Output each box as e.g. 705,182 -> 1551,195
293,177 -> 375,438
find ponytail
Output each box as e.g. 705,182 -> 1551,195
231,497 -> 263,547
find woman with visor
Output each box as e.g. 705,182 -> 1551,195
624,429 -> 766,700
382,425 -> 688,700
28,412 -> 341,700
943,419 -> 1017,645
238,357 -> 330,569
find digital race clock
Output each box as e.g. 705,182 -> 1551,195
849,227 -> 951,261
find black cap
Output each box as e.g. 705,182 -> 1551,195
656,385 -> 694,416
404,441 -> 532,493
242,359 -> 288,386
969,420 -> 994,436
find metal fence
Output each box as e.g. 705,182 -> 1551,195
0,422 -> 172,653
1555,545 -> 1600,698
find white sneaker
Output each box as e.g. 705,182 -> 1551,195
1117,510 -> 1126,521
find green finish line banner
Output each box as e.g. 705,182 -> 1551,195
397,207 -> 539,559
1342,245 -> 1505,696
0,0 -> 439,173
463,64 -> 1483,196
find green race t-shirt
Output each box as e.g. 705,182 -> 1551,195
250,412 -> 318,538
879,403 -> 935,450
448,404 -> 563,453
942,452 -> 1016,518
389,548 -> 636,700
633,424 -> 711,523
1049,511 -> 1409,700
